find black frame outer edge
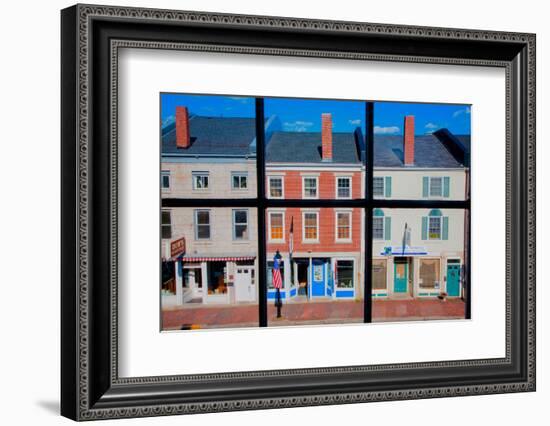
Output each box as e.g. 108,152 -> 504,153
60,6 -> 534,420
60,4 -> 78,421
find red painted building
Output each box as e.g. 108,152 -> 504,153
265,113 -> 365,301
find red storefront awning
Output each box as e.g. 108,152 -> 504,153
165,255 -> 256,262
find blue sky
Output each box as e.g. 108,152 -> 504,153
265,98 -> 366,134
161,93 -> 471,135
160,94 -> 255,127
373,102 -> 471,135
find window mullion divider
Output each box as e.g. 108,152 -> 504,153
364,101 -> 374,323
256,98 -> 268,327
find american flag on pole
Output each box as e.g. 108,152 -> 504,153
272,255 -> 283,289
288,217 -> 294,285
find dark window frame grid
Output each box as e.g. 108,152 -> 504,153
161,99 -> 471,326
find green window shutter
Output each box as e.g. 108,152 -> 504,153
384,217 -> 391,240
443,176 -> 450,197
442,216 -> 449,240
421,217 -> 428,240
385,176 -> 392,197
422,177 -> 429,198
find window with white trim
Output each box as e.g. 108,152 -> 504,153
419,259 -> 441,289
373,177 -> 384,197
192,172 -> 209,190
303,212 -> 319,241
194,210 -> 211,240
429,177 -> 443,197
269,212 -> 284,241
268,176 -> 283,198
336,211 -> 352,241
335,260 -> 354,288
231,172 -> 248,190
233,209 -> 249,240
373,216 -> 384,240
372,259 -> 387,290
428,216 -> 442,240
303,177 -> 318,199
336,177 -> 351,199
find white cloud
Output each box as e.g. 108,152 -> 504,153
374,126 -> 400,135
227,97 -> 251,104
348,119 -> 362,126
452,106 -> 471,118
425,122 -> 439,130
283,120 -> 314,132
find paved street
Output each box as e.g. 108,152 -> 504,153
162,298 -> 466,330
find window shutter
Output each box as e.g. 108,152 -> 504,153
443,176 -> 450,197
384,217 -> 391,240
422,177 -> 429,197
385,176 -> 392,197
442,216 -> 449,240
421,216 -> 428,240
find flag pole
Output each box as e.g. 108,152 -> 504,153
274,250 -> 283,318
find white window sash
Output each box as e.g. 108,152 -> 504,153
302,176 -> 319,199
335,211 -> 352,241
429,177 -> 443,197
268,212 -> 285,241
373,217 -> 384,240
268,176 -> 284,199
373,176 -> 385,197
428,216 -> 442,240
302,211 -> 319,241
336,176 -> 352,199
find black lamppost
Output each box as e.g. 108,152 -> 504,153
274,250 -> 283,318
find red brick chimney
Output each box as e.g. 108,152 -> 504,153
176,106 -> 190,149
321,113 -> 333,161
403,115 -> 415,165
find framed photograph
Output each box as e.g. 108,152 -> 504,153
61,4 -> 536,421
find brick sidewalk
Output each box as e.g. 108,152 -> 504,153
162,298 -> 465,330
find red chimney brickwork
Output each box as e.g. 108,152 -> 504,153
403,115 -> 415,165
321,113 -> 333,161
176,106 -> 191,149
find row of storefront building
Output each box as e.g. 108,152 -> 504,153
161,107 -> 469,307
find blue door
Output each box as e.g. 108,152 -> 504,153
311,259 -> 326,297
393,261 -> 408,293
327,262 -> 334,297
446,263 -> 461,296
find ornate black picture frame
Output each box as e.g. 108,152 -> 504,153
61,4 -> 536,421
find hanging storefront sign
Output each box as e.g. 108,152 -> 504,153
382,246 -> 428,256
170,237 -> 186,258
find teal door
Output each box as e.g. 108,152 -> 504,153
393,261 -> 408,293
446,263 -> 461,296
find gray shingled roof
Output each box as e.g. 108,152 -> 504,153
374,133 -> 470,168
162,116 -> 256,156
161,115 -> 469,168
266,132 -> 361,164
